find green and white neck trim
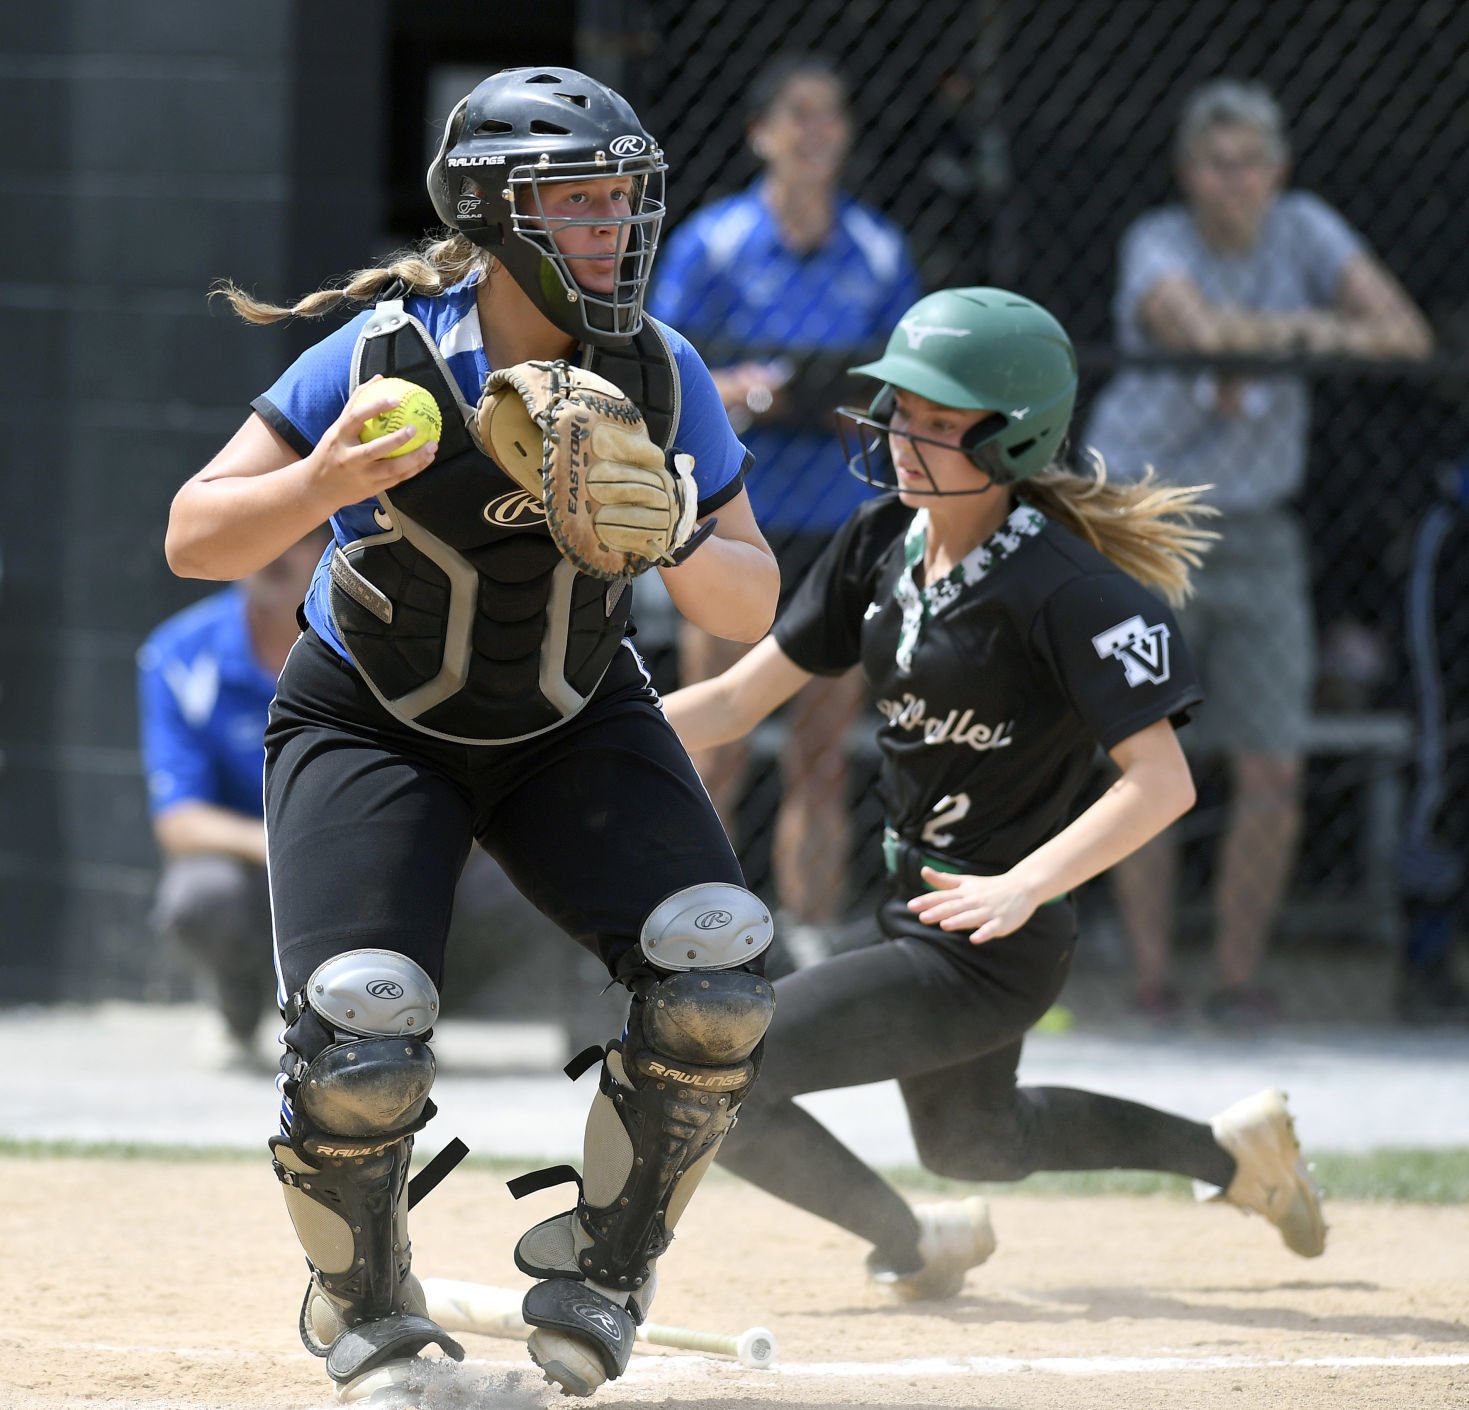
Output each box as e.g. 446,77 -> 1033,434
893,504 -> 1046,674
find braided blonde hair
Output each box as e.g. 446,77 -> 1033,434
211,234 -> 486,324
1018,453 -> 1219,606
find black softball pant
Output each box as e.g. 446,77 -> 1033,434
718,895 -> 1234,1268
263,628 -> 747,1006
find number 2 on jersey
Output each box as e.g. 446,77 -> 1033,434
921,793 -> 971,850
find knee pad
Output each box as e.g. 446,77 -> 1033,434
516,885 -> 775,1300
637,881 -> 774,971
280,948 -> 440,1159
270,950 -> 444,1347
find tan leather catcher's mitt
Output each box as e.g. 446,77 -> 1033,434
477,360 -> 698,580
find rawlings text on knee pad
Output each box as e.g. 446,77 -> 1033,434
637,882 -> 773,971
591,968 -> 774,1283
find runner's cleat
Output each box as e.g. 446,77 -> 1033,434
866,1196 -> 997,1300
1197,1087 -> 1327,1257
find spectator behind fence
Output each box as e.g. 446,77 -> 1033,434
137,530 -> 328,1064
1084,78 -> 1433,1027
138,529 -> 555,1067
650,51 -> 921,970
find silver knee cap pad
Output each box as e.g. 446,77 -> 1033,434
638,883 -> 772,971
306,948 -> 440,1036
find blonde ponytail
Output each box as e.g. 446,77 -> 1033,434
210,234 -> 486,325
1019,454 -> 1218,606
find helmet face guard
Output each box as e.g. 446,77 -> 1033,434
428,70 -> 668,345
837,389 -> 1010,497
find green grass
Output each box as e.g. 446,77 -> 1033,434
3,1138 -> 1466,1202
884,1148 -> 1469,1203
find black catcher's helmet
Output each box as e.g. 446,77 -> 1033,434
427,67 -> 667,346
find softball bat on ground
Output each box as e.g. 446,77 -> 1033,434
420,1276 -> 777,1368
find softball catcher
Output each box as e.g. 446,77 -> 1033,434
167,64 -> 779,1406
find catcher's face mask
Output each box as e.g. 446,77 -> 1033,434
509,163 -> 665,315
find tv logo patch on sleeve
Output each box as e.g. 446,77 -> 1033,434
1092,615 -> 1171,686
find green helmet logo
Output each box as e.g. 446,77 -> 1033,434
850,287 -> 1078,485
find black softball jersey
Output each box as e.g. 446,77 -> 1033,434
773,495 -> 1203,876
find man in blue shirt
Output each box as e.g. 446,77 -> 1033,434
651,52 -> 920,965
138,532 -> 328,1060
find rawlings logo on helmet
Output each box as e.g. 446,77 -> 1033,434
429,68 -> 668,347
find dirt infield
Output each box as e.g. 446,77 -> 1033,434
2,1155 -> 1465,1410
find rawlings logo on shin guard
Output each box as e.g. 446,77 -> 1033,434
644,1061 -> 747,1090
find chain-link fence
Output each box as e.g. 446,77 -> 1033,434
609,0 -> 1469,1019
7,3 -> 1464,1026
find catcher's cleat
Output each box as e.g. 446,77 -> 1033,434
865,1196 -> 997,1301
331,1358 -> 416,1406
1197,1087 -> 1327,1257
523,1277 -> 637,1397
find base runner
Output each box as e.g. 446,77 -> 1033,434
664,287 -> 1327,1299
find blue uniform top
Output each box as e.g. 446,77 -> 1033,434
650,183 -> 921,536
252,275 -> 750,659
137,587 -> 277,819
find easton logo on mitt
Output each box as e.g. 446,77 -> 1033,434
477,360 -> 699,581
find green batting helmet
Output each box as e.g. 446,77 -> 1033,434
850,287 -> 1078,485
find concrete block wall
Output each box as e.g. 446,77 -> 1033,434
0,1 -> 385,1001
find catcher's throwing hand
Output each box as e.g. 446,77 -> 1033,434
907,866 -> 1039,945
477,359 -> 699,580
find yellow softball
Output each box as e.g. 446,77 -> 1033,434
356,377 -> 443,457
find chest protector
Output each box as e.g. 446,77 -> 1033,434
328,300 -> 680,744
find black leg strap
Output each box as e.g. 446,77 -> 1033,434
408,1137 -> 470,1209
506,1163 -> 582,1202
564,1044 -> 606,1080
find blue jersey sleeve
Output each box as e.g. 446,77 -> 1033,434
660,319 -> 751,514
253,309 -> 374,456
